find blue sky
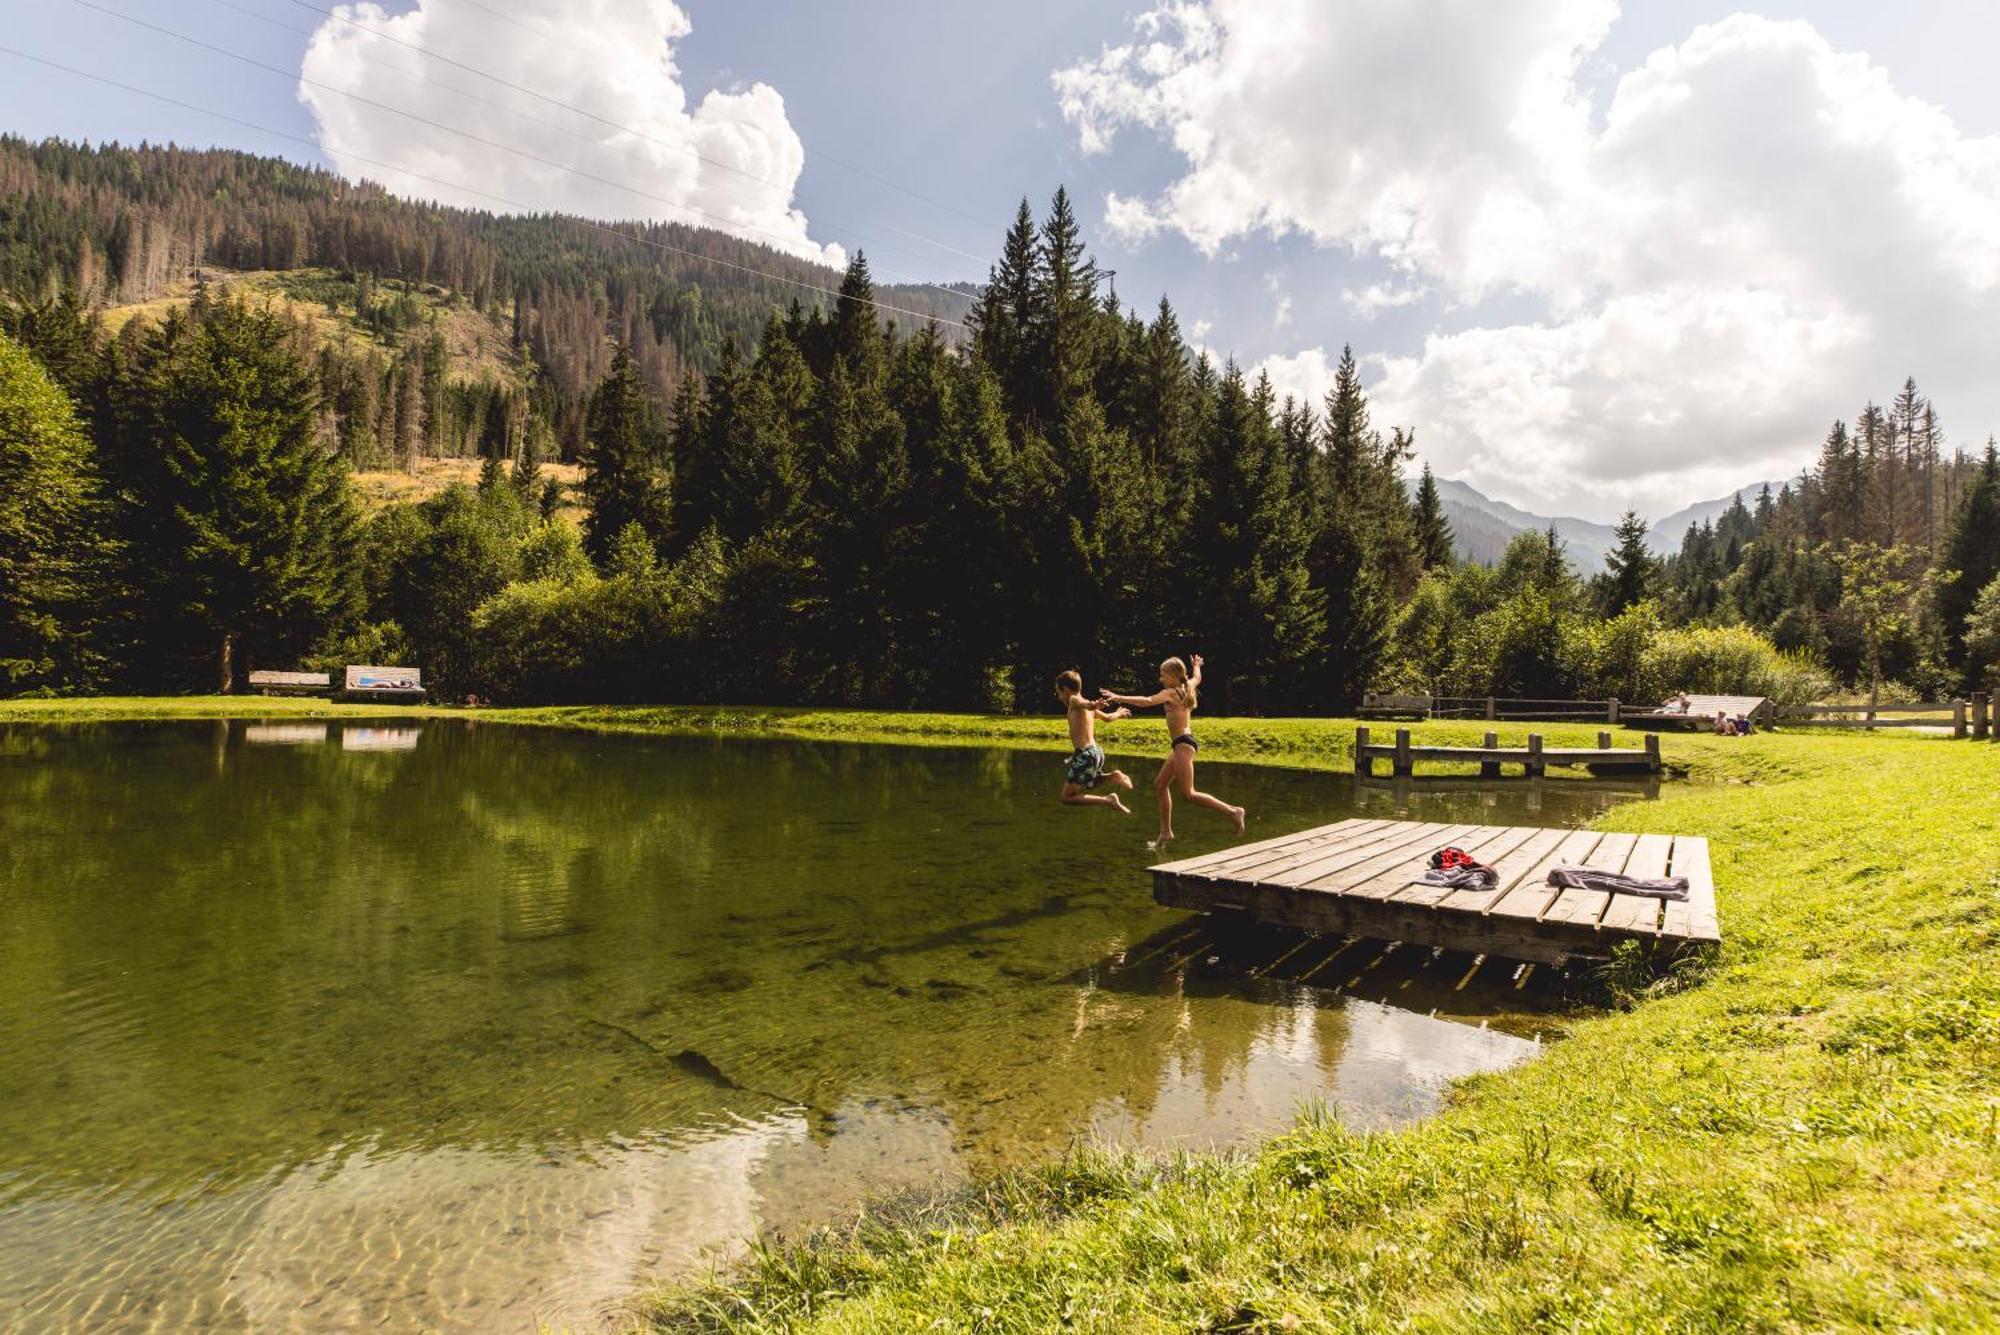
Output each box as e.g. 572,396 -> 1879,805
4,1 -> 1997,518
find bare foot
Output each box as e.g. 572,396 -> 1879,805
1113,771 -> 1134,790
1110,793 -> 1131,815
1150,831 -> 1175,851
1228,805 -> 1246,835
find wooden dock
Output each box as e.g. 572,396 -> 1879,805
1354,726 -> 1659,778
1149,818 -> 1719,965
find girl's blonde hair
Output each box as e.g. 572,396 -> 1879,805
1160,656 -> 1195,708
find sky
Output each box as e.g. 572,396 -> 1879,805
4,0 -> 1998,519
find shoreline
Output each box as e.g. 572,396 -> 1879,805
10,699 -> 1991,1329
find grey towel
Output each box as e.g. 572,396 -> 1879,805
1547,867 -> 1689,900
1418,865 -> 1499,889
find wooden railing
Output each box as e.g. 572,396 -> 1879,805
1428,696 -> 1623,722
1778,694 -> 1994,738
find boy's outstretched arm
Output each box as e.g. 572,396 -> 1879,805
1101,688 -> 1172,708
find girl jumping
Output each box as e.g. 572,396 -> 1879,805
1100,654 -> 1245,847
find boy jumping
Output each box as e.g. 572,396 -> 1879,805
1054,669 -> 1134,813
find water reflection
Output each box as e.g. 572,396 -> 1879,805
0,723 -> 1634,1331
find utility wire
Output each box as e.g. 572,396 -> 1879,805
0,45 -> 971,331
72,0 -> 977,303
277,0 -> 997,257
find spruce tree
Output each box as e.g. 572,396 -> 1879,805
580,342 -> 671,566
1412,463 -> 1454,570
1938,442 -> 2000,670
105,298 -> 360,690
1600,510 -> 1658,615
0,333 -> 110,692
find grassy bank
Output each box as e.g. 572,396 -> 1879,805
630,730 -> 2000,1332
0,697 -> 1860,786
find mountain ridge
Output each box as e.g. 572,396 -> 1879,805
1426,475 -> 1792,569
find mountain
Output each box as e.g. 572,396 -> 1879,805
1425,476 -> 1792,570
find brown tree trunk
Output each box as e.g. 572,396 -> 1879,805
218,631 -> 236,695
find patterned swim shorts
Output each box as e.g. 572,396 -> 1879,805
1064,742 -> 1106,788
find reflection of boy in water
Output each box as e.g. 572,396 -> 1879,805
1054,669 -> 1134,814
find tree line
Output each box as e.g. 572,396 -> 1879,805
4,184 -> 1998,709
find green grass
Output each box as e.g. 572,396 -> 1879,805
627,730 -> 2000,1333
8,699 -> 1995,1328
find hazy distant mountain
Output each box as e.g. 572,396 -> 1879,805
1422,476 -> 1791,570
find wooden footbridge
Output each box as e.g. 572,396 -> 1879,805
1149,818 -> 1719,965
1354,726 -> 1660,778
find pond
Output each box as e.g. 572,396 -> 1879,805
0,721 -> 1645,1331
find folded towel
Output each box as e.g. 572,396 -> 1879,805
1546,867 -> 1690,900
1418,864 -> 1498,889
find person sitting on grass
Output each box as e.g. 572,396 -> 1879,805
1713,710 -> 1738,736
1054,669 -> 1134,813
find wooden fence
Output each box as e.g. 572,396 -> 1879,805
1365,691 -> 1999,739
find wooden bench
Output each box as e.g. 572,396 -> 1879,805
1151,817 -> 1720,965
339,665 -> 426,702
1624,694 -> 1771,731
247,670 -> 332,697
1358,692 -> 1432,720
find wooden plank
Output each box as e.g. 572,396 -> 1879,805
1658,836 -> 1693,939
1598,833 -> 1673,934
1206,819 -> 1414,882
1678,837 -> 1721,943
1482,828 -> 1605,923
1382,824 -> 1544,907
1542,832 -> 1640,927
1267,822 -> 1474,890
1151,818 -> 1378,876
1331,823 -> 1519,902
1431,825 -> 1573,913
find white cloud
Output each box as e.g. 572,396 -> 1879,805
299,0 -> 840,265
1057,5 -> 2000,516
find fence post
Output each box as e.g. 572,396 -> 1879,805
1481,731 -> 1500,780
1393,728 -> 1413,777
1607,698 -> 1619,724
1975,692 -> 1991,741
1485,696 -> 1496,721
1525,732 -> 1544,778
1644,732 -> 1661,772
1354,726 -> 1370,777
1954,699 -> 1968,740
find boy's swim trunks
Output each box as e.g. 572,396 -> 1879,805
1065,742 -> 1107,787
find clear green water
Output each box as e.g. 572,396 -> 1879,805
0,722 -> 1643,1331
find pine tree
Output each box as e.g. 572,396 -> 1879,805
1600,511 -> 1658,614
1322,345 -> 1370,504
1937,442 -> 2000,671
105,298 -> 360,690
971,198 -> 1038,423
580,342 -> 671,566
0,333 -> 111,692
1412,463 -> 1454,570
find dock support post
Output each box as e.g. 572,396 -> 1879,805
1354,726 -> 1371,777
1644,732 -> 1660,773
1525,732 -> 1544,778
1480,731 -> 1500,779
1954,699 -> 1968,739
1597,730 -> 1612,750
1975,692 -> 1990,741
1393,728 -> 1413,777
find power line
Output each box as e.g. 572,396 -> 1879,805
0,45 -> 971,331
276,0 -> 997,258
71,0 -> 977,303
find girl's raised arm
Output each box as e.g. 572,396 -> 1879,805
1101,688 -> 1173,709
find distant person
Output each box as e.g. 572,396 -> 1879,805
1100,654 -> 1246,848
1665,691 -> 1692,714
1054,669 -> 1134,814
1713,711 -> 1737,736
1735,713 -> 1753,736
